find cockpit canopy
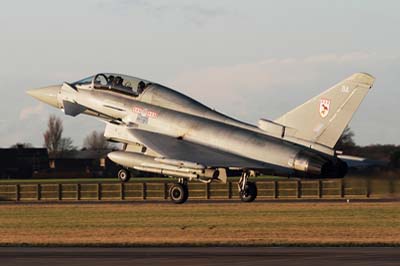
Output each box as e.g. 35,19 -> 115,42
72,73 -> 151,97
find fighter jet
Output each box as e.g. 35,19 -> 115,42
27,72 -> 375,203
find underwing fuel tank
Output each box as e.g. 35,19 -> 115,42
108,151 -> 226,182
291,151 -> 348,178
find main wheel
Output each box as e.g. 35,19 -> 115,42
169,183 -> 189,204
240,182 -> 257,202
118,169 -> 131,183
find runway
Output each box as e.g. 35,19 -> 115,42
1,247 -> 399,266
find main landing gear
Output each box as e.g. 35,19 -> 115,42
169,179 -> 189,204
117,169 -> 257,204
238,171 -> 257,202
118,168 -> 131,183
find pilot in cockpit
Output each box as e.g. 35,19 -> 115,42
137,81 -> 146,94
107,75 -> 115,87
115,76 -> 123,86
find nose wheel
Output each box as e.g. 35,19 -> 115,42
169,181 -> 189,204
238,171 -> 257,202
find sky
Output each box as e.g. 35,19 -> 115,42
0,0 -> 399,147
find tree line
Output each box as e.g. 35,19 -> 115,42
335,127 -> 400,168
42,115 -> 114,155
12,115 -> 113,155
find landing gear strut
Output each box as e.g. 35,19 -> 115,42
238,171 -> 257,202
169,179 -> 189,204
118,168 -> 131,183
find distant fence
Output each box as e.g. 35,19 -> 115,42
0,179 -> 399,201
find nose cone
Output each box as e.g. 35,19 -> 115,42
27,85 -> 61,108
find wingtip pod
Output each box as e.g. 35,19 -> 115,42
348,72 -> 375,88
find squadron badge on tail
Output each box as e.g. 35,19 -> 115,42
319,98 -> 331,118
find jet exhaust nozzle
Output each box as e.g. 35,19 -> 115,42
292,151 -> 347,178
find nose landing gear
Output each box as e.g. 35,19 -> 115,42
238,171 -> 257,202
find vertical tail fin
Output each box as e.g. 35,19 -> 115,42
275,73 -> 375,148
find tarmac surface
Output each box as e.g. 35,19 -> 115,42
1,247 -> 399,266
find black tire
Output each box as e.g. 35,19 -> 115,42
182,184 -> 189,202
118,169 -> 131,183
169,183 -> 189,204
240,182 -> 257,202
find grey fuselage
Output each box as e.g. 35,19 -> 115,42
67,83 -> 339,177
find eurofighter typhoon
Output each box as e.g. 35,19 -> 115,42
27,72 -> 375,203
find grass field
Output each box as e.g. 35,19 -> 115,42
0,202 -> 399,246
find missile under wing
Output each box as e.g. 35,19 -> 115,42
27,72 -> 375,203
